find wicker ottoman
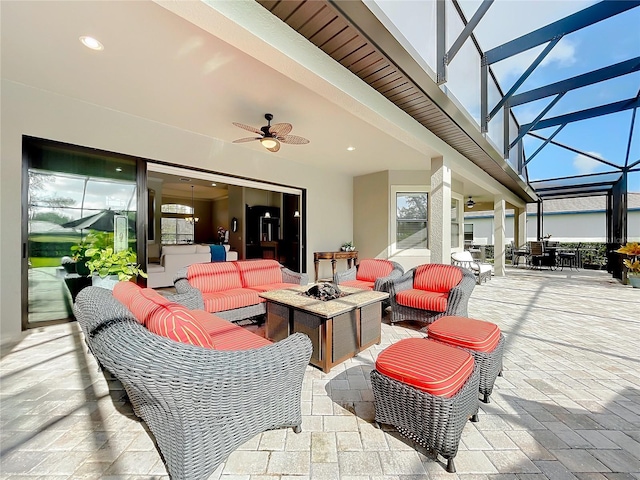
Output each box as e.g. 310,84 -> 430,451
371,338 -> 480,473
427,315 -> 504,404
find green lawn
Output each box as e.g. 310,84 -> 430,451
30,257 -> 62,268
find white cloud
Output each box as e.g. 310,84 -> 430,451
466,0 -> 591,82
573,151 -> 604,174
540,38 -> 578,68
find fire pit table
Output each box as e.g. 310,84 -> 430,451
260,284 -> 388,373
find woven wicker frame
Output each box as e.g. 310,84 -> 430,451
74,286 -> 312,480
334,260 -> 404,293
432,334 -> 505,403
371,365 -> 480,473
389,266 -> 476,327
334,260 -> 403,308
174,263 -> 307,323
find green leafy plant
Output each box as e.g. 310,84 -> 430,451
341,241 -> 355,251
85,247 -> 148,281
70,240 -> 91,262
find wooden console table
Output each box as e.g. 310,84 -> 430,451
313,251 -> 358,282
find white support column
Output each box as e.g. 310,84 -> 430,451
515,206 -> 527,248
430,157 -> 452,264
494,196 -> 506,276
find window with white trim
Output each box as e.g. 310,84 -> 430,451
396,192 -> 428,249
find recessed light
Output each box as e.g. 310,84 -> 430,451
347,146 -> 355,151
211,183 -> 217,187
80,36 -> 104,51
115,167 -> 122,172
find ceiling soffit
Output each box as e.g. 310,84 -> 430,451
256,0 -> 537,203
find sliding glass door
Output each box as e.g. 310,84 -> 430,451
23,138 -> 139,327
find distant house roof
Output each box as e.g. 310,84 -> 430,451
465,193 -> 640,218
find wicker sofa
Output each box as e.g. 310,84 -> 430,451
174,259 -> 308,322
389,263 -> 476,328
73,284 -> 312,480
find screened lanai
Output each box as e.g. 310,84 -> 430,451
261,0 -> 639,275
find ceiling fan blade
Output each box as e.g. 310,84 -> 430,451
279,134 -> 310,145
266,142 -> 281,153
269,122 -> 292,137
233,137 -> 261,143
232,122 -> 263,135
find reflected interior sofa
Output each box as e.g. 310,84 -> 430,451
147,244 -> 238,288
73,282 -> 312,480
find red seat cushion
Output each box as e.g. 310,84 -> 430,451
396,289 -> 448,312
375,338 -> 474,397
191,310 -> 272,350
428,316 -> 501,353
146,304 -> 213,349
234,260 -> 282,288
202,288 -> 263,313
414,264 -> 463,293
112,281 -> 142,309
341,279 -> 374,291
187,262 -> 243,293
247,282 -> 299,293
356,259 -> 394,283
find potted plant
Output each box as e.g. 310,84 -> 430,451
616,242 -> 640,288
70,240 -> 93,276
85,247 -> 147,290
341,241 -> 355,252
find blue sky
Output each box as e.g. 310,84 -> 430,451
458,0 -> 640,192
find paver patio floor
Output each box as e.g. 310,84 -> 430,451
1,267 -> 639,479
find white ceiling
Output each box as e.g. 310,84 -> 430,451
0,0 -> 492,198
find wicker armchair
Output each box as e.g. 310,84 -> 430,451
74,286 -> 312,480
389,263 -> 476,328
451,251 -> 492,284
333,258 -> 404,294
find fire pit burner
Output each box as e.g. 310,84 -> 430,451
302,283 -> 349,301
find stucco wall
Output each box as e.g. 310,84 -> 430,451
353,171 -> 389,260
0,80 -> 353,343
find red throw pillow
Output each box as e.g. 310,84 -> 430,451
415,264 -> 463,293
356,259 -> 393,282
112,281 -> 142,309
128,288 -> 175,326
146,304 -> 214,349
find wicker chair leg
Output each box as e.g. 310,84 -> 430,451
446,457 -> 456,473
482,393 -> 490,403
498,370 -> 503,377
293,425 -> 302,434
471,414 -> 479,423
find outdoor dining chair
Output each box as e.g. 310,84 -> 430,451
558,243 -> 581,271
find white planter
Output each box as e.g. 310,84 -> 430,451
92,274 -> 120,290
628,274 -> 640,288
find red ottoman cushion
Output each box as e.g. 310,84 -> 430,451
375,338 -> 474,398
428,316 -> 501,353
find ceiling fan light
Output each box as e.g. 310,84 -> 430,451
467,196 -> 476,209
260,137 -> 279,149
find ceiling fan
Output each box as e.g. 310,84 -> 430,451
232,113 -> 310,152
